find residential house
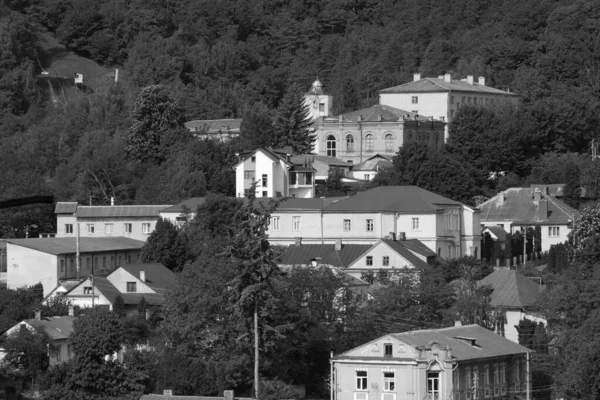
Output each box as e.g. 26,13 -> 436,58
63,263 -> 176,315
290,154 -> 352,183
233,147 -> 316,198
312,104 -> 445,165
379,73 -> 520,139
304,79 -> 333,121
141,390 -> 255,400
159,197 -> 207,226
481,226 -> 507,250
55,202 -> 171,242
42,280 -> 81,303
478,268 -> 546,343
5,237 -> 145,296
332,324 -> 531,400
268,186 -> 481,260
349,154 -> 393,182
184,118 -> 242,141
478,187 -> 575,252
0,312 -> 75,366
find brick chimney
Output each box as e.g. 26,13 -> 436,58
294,237 -> 302,246
467,75 -> 474,84
533,189 -> 542,202
399,232 -> 406,241
335,239 -> 342,252
478,76 -> 486,86
444,73 -> 452,83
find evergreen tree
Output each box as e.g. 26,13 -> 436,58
113,295 -> 126,318
273,84 -> 315,154
562,163 -> 581,209
141,217 -> 189,272
137,297 -> 147,319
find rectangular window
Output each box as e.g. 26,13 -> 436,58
484,364 -> 490,398
465,367 -> 472,400
319,103 -> 325,112
427,372 -> 440,399
244,170 -> 255,179
86,224 -> 95,234
105,223 -> 113,234
102,257 -> 106,268
411,96 -> 418,104
383,256 -> 390,266
124,223 -> 132,234
292,216 -> 301,232
412,217 -> 419,230
142,223 -> 151,234
500,363 -> 506,395
271,217 -> 280,231
83,286 -> 92,295
343,219 -> 351,232
548,226 -> 560,237
384,343 -> 393,357
366,219 -> 374,232
366,256 -> 373,266
383,371 -> 395,391
262,191 -> 268,197
86,258 -> 90,270
127,282 -> 136,293
251,156 -> 256,162
356,370 -> 367,390
450,95 -> 454,104
65,224 -> 73,234
60,259 -> 65,272
364,174 -> 370,181
262,174 -> 268,187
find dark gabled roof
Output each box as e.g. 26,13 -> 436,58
279,264 -> 369,287
5,237 -> 145,255
380,77 -> 519,96
352,157 -> 393,172
55,202 -> 78,214
478,268 -> 543,308
479,187 -> 575,225
483,226 -> 507,241
337,104 -> 440,122
388,324 -> 530,361
324,186 -> 462,213
280,244 -> 372,268
184,118 -> 242,133
117,263 -> 177,294
26,316 -> 76,340
291,155 -> 351,167
75,205 -> 169,218
160,197 -> 207,214
400,239 -> 437,258
275,197 -> 343,211
379,239 -> 431,269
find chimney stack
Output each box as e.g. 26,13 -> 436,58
478,76 -> 486,86
444,73 -> 452,83
539,199 -> 548,219
455,320 -> 462,327
110,197 -> 114,206
335,239 -> 342,252
467,75 -> 474,84
399,232 -> 406,241
533,189 -> 542,202
140,270 -> 146,282
294,237 -> 302,246
413,73 -> 421,82
389,232 -> 396,241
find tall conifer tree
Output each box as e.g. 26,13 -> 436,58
273,84 -> 315,154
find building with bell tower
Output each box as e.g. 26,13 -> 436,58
303,79 -> 333,121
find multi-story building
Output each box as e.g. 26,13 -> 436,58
55,202 -> 170,242
478,187 -> 575,252
304,79 -> 333,121
233,147 -> 316,198
268,186 -> 481,260
379,73 -> 520,139
312,104 -> 445,164
332,324 -> 531,400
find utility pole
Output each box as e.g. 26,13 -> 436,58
91,274 -> 95,307
76,223 -> 80,280
526,352 -> 531,400
254,302 -> 259,399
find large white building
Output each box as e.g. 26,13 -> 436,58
267,186 -> 481,260
379,73 -> 520,139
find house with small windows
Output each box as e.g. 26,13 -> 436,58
332,323 -> 531,400
233,147 -> 317,198
312,104 -> 445,165
349,154 -> 393,182
55,202 -> 171,242
379,73 -> 520,140
62,263 -> 176,314
4,237 -> 144,296
479,187 -> 575,252
184,118 -> 242,141
159,197 -> 207,226
268,186 -> 481,260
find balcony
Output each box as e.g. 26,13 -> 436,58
289,172 -> 313,187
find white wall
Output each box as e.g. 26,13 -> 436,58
504,310 -> 547,344
75,217 -> 158,242
107,268 -> 154,294
345,242 -> 420,277
7,244 -> 58,296
56,215 -> 77,237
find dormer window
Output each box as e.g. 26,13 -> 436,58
384,343 -> 393,357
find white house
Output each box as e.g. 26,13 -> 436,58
478,187 -> 575,252
4,237 -> 145,296
379,73 -> 520,139
268,186 -> 481,260
159,197 -> 207,226
55,202 -> 170,242
349,154 -> 393,181
233,147 -> 316,198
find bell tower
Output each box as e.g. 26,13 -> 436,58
303,79 -> 332,121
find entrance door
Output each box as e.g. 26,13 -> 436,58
427,372 -> 440,400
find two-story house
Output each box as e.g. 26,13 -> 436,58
268,186 -> 481,260
478,187 -> 575,252
55,202 -> 170,242
4,237 -> 145,296
233,147 -> 316,198
379,73 -> 520,140
332,324 -> 531,400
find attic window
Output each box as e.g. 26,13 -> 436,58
384,343 -> 393,357
454,336 -> 478,346
251,156 -> 256,162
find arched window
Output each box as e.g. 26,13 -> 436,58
365,134 -> 374,152
385,134 -> 394,151
326,135 -> 336,157
346,135 -> 354,152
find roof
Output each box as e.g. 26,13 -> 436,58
236,147 -> 293,167
529,184 -> 564,197
141,396 -> 254,400
279,264 -> 369,287
275,197 -> 343,211
290,154 -> 350,167
352,156 -> 393,172
478,268 -> 544,308
336,324 -> 530,362
5,237 -> 145,255
160,197 -> 207,214
337,104 -> 440,122
380,77 -> 519,96
324,186 -> 462,213
25,316 -> 76,340
399,239 -> 437,258
184,118 -> 242,133
280,244 -> 372,268
75,205 -> 169,218
478,187 -> 575,225
54,202 -> 78,214
69,276 -> 167,306
118,263 -> 177,294
483,226 -> 507,241
379,239 -> 431,269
